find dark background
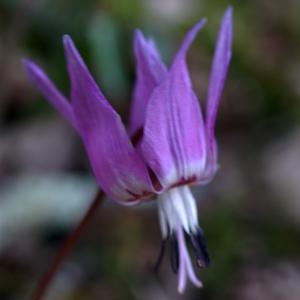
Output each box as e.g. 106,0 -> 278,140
0,0 -> 300,299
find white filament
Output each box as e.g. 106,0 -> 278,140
157,186 -> 199,237
157,186 -> 202,292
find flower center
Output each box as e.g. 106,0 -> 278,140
156,186 -> 210,292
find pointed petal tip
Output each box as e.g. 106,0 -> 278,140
62,34 -> 72,45
21,58 -> 44,80
188,17 -> 207,39
222,6 -> 233,54
133,29 -> 144,45
223,6 -> 233,30
21,58 -> 30,66
196,17 -> 207,29
22,58 -> 35,71
173,17 -> 206,62
62,34 -> 77,58
22,59 -> 35,77
225,5 -> 233,17
21,56 -> 77,129
189,17 -> 207,40
22,60 -> 59,90
204,5 -> 233,157
134,28 -> 143,38
62,34 -> 87,72
134,29 -> 151,51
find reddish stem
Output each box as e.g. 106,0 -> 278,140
32,190 -> 104,300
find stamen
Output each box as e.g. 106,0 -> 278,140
177,226 -> 202,293
190,228 -> 211,268
154,238 -> 167,272
170,233 -> 179,274
156,186 -> 209,291
180,185 -> 198,231
158,203 -> 168,238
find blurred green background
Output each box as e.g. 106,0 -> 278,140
1,0 -> 300,299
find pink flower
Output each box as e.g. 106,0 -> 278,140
23,7 -> 232,293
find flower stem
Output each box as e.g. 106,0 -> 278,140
31,189 -> 104,300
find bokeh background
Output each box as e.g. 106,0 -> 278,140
1,0 -> 300,299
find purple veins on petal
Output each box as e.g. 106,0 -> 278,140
206,7 -> 233,159
62,35 -> 156,203
22,59 -> 77,130
141,19 -> 207,188
129,29 -> 167,137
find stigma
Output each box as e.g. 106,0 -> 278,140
156,186 -> 210,293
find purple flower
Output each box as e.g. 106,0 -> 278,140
23,7 -> 232,293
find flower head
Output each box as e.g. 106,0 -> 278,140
23,7 -> 232,293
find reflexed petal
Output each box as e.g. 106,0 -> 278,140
141,20 -> 207,187
22,59 -> 77,130
63,35 -> 154,202
205,7 -> 233,161
129,30 -> 167,136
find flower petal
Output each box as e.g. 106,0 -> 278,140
141,20 -> 207,187
22,59 -> 77,130
129,30 -> 167,137
63,35 -> 154,203
205,7 -> 233,162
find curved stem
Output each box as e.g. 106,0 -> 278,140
32,189 -> 105,300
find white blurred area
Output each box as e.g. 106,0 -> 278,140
0,173 -> 96,250
263,127 -> 300,224
142,0 -> 201,24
